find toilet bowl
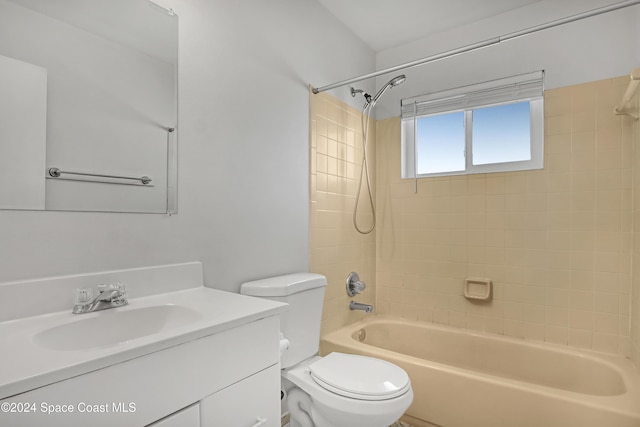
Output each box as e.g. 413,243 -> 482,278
284,353 -> 413,427
240,273 -> 414,427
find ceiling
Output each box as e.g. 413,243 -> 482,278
7,0 -> 177,63
316,0 -> 545,52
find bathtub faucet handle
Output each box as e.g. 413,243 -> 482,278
346,272 -> 366,296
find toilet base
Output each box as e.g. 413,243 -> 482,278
285,415 -> 414,427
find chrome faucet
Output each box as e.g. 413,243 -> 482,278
349,301 -> 373,313
73,284 -> 128,314
346,272 -> 366,296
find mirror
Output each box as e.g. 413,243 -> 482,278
0,0 -> 178,213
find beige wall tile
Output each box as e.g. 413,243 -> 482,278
311,92 -> 377,336
634,83 -> 640,366
371,77 -> 636,357
312,76 -> 638,360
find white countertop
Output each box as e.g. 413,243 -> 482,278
0,287 -> 287,400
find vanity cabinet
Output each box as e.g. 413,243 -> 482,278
147,404 -> 200,427
1,316 -> 281,427
201,364 -> 280,427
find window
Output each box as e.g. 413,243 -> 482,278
401,71 -> 544,178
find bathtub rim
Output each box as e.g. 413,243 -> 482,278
320,315 -> 640,421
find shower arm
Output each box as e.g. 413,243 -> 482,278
311,0 -> 640,94
350,87 -> 364,97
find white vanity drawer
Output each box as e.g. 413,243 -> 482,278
147,403 -> 199,427
201,364 -> 281,427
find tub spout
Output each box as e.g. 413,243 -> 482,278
350,301 -> 373,313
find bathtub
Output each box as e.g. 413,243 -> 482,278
320,317 -> 640,427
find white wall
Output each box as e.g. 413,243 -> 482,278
374,0 -> 640,119
637,5 -> 640,62
0,0 -> 375,291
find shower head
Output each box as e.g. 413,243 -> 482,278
389,74 -> 407,87
368,74 -> 406,107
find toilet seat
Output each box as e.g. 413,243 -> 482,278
308,353 -> 411,401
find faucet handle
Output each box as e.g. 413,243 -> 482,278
116,283 -> 127,297
97,283 -> 107,293
346,272 -> 366,296
73,288 -> 93,305
111,282 -> 127,302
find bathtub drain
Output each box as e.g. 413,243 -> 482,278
357,328 -> 366,342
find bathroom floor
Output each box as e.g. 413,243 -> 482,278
282,422 -> 413,427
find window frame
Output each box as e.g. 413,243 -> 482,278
401,73 -> 544,179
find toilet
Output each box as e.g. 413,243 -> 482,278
241,273 -> 413,427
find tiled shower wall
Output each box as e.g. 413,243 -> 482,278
309,91 -> 376,336
632,86 -> 640,367
375,76 -> 635,356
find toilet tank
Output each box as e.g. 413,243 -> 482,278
241,273 -> 327,369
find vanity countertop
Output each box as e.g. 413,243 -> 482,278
0,287 -> 287,400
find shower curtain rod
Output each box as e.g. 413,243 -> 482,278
311,0 -> 640,94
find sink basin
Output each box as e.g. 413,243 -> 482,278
33,305 -> 202,351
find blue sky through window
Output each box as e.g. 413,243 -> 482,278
416,111 -> 465,174
472,102 -> 531,165
415,101 -> 531,175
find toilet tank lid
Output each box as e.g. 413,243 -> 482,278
241,273 -> 327,297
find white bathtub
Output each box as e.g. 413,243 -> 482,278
320,317 -> 640,427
